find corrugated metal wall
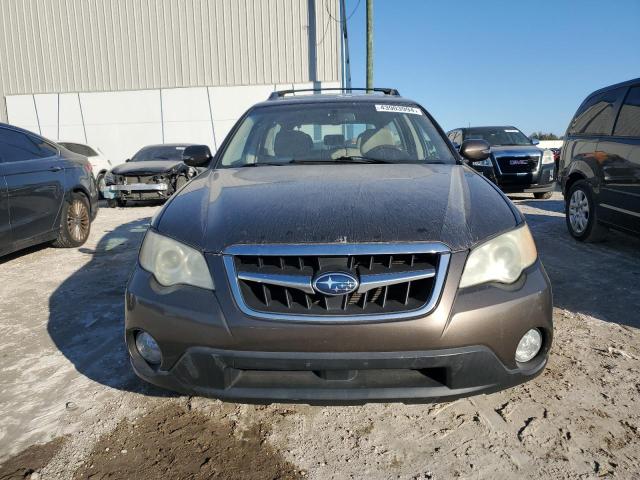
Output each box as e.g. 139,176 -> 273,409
0,0 -> 342,121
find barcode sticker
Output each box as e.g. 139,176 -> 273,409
375,104 -> 423,115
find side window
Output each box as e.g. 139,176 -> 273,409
613,86 -> 640,137
63,143 -> 98,156
0,128 -> 57,162
568,87 -> 625,136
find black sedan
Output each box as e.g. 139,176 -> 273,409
103,144 -> 212,207
0,123 -> 99,257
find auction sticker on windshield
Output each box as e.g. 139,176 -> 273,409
375,104 -> 423,115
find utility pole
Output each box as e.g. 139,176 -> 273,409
366,0 -> 373,91
340,0 -> 352,91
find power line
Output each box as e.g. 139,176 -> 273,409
325,0 -> 361,23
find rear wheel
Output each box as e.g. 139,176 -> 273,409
534,191 -> 553,200
52,192 -> 91,248
565,180 -> 608,242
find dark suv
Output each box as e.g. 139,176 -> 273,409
0,123 -> 99,257
447,126 -> 556,199
559,78 -> 640,241
125,88 -> 553,403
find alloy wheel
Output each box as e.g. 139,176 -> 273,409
569,189 -> 589,234
67,199 -> 90,242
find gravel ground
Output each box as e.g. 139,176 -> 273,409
0,193 -> 639,480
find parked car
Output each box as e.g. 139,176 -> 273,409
103,143 -> 212,207
125,88 -> 553,403
549,147 -> 561,171
0,123 -> 98,257
58,142 -> 112,197
559,77 -> 640,241
447,126 -> 556,199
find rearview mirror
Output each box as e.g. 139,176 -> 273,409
459,140 -> 491,161
183,145 -> 212,167
531,138 -> 540,145
125,158 -> 130,162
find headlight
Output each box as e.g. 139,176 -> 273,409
459,225 -> 537,288
541,149 -> 554,165
472,158 -> 492,167
139,230 -> 214,290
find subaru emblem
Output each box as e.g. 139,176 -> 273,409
312,272 -> 359,296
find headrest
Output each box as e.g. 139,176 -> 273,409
274,130 -> 313,158
324,134 -> 345,147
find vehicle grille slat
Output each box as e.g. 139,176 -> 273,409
403,281 -> 412,306
229,247 -> 447,319
496,155 -> 541,174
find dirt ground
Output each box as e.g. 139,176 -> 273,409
1,193 -> 639,480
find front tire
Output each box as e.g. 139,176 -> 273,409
175,175 -> 188,192
565,180 -> 608,242
534,191 -> 553,200
108,198 -> 127,208
96,172 -> 107,199
52,192 -> 91,248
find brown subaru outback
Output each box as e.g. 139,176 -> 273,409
125,88 -> 553,403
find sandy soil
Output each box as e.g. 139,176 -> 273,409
0,194 -> 639,479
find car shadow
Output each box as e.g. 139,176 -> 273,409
521,204 -> 640,328
47,217 -> 177,397
0,243 -> 50,265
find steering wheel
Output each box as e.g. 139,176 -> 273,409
364,145 -> 410,161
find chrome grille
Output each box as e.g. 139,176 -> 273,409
496,154 -> 541,174
223,243 -> 451,322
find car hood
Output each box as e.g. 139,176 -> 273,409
156,164 -> 521,253
490,145 -> 542,158
111,160 -> 184,175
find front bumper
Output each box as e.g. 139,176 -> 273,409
129,344 -> 546,403
473,162 -> 556,193
102,182 -> 170,200
125,253 -> 553,403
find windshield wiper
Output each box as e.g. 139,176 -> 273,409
238,162 -> 289,167
235,157 -> 393,167
333,155 -> 393,164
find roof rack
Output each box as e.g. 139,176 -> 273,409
268,87 -> 400,100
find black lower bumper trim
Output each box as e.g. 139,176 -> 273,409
130,345 -> 547,403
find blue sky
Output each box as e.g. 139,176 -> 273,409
344,0 -> 640,136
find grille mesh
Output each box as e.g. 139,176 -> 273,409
496,155 -> 540,174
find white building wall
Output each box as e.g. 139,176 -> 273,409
0,0 -> 343,162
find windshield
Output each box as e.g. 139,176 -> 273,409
463,127 -> 532,146
131,145 -> 187,161
218,102 -> 456,167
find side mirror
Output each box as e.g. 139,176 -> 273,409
125,158 -> 131,162
183,145 -> 212,167
531,138 -> 540,145
459,139 -> 491,161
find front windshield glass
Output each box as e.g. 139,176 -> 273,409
463,127 -> 532,146
218,102 -> 456,167
132,145 -> 186,161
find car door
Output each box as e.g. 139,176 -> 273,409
0,161 -> 10,254
0,126 -> 65,244
597,85 -> 640,233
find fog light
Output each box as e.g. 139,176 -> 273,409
135,331 -> 162,365
515,329 -> 542,363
